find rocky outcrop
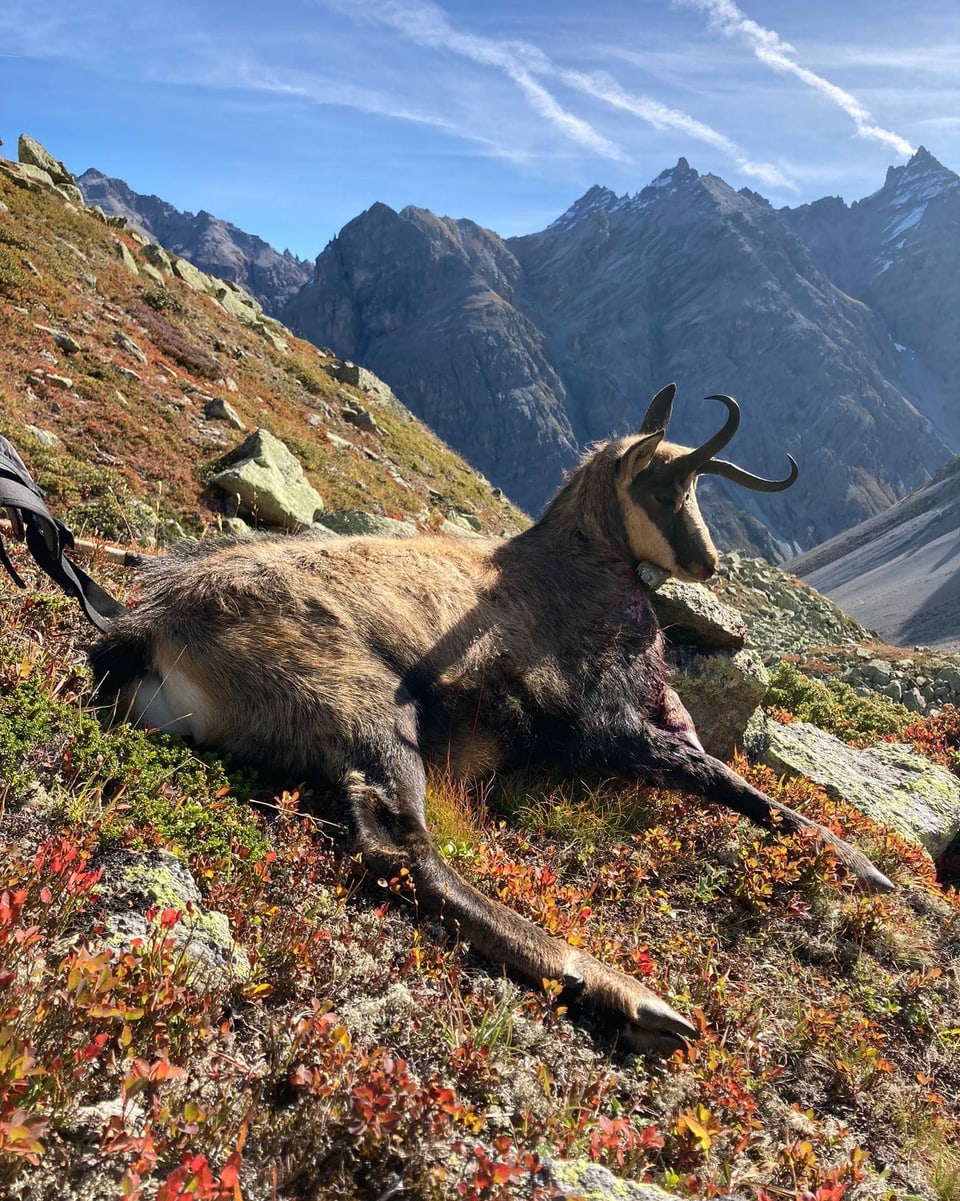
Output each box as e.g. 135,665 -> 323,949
209,428 -> 325,530
763,721 -> 960,859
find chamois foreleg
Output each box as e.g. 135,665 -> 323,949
579,718 -> 893,892
340,716 -> 697,1052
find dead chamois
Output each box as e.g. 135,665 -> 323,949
4,385 -> 894,1051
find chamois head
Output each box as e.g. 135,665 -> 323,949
616,384 -> 798,583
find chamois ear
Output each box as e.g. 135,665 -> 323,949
639,383 -> 677,435
618,431 -> 664,481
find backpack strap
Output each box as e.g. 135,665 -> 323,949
0,436 -> 127,632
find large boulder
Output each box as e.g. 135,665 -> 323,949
650,579 -> 747,649
645,576 -> 760,759
763,721 -> 960,858
209,428 -> 324,530
18,134 -> 74,185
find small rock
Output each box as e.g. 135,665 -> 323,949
44,373 -> 74,390
24,425 -> 59,448
114,330 -> 148,364
317,510 -> 417,538
203,397 -> 246,431
34,324 -> 80,354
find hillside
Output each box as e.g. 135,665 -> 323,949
788,456 -> 960,651
0,138 -> 525,552
283,151 -> 957,555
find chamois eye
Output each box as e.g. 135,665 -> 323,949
654,493 -> 674,507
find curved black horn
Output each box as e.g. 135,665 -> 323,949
639,383 -> 677,435
700,454 -> 799,492
674,394 -> 740,474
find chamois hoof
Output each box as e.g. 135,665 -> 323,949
564,952 -> 697,1053
832,837 -> 895,893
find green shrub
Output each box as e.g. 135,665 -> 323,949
764,661 -> 912,744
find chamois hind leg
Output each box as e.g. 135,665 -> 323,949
339,716 -> 697,1052
582,723 -> 893,893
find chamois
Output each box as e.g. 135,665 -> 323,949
9,385 -> 895,1052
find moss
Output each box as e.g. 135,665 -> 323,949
0,672 -> 267,866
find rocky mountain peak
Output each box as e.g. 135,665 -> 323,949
546,185 -> 622,233
873,145 -> 959,210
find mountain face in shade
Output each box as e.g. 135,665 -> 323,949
77,169 -> 312,317
283,151 -> 956,552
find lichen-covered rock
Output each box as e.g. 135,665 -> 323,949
668,646 -> 769,760
763,721 -> 960,857
317,509 -> 417,538
93,849 -> 250,983
650,579 -> 747,649
171,254 -> 218,293
536,1157 -> 684,1200
209,428 -> 324,530
115,240 -> 140,276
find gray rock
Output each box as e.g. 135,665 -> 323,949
203,396 -> 246,430
171,255 -> 214,293
209,428 -> 324,531
317,509 -> 417,538
342,401 -> 382,434
763,722 -> 960,858
141,242 -> 174,273
651,580 -> 747,649
17,135 -> 74,186
114,330 -> 148,364
93,849 -> 250,983
669,646 -> 769,761
115,240 -> 140,275
24,425 -> 59,448
536,1156 -> 683,1201
34,324 -> 80,354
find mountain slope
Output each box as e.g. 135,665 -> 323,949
788,456 -> 960,650
285,155 -> 953,552
0,146 -> 522,546
282,203 -> 580,515
77,168 -> 313,318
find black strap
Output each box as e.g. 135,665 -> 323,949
0,435 -> 126,632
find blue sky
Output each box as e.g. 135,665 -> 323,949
2,0 -> 957,259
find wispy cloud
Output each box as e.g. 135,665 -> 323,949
324,0 -> 792,184
559,69 -> 793,188
323,0 -> 623,160
677,0 -> 915,157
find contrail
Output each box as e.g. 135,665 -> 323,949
326,0 -> 793,184
561,69 -> 794,188
326,0 -> 623,160
678,0 -> 915,157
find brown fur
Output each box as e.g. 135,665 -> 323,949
90,385 -> 892,1051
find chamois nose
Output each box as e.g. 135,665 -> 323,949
687,560 -> 717,582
